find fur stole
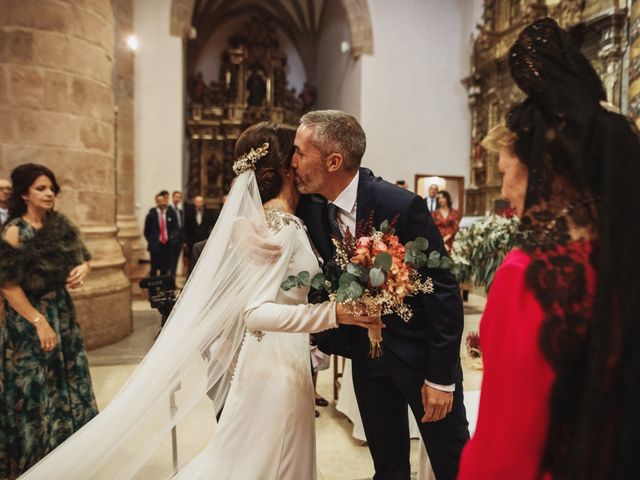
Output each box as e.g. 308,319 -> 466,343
0,212 -> 91,291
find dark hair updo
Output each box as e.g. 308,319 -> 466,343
234,122 -> 296,202
9,163 -> 61,220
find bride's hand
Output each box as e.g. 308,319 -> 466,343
335,304 -> 383,330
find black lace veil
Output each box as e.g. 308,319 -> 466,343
506,18 -> 640,479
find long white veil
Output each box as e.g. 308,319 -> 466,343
21,171 -> 288,479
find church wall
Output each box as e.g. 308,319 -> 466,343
316,0 -> 363,118
359,0 -> 483,195
133,0 -> 184,229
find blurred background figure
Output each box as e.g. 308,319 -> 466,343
0,163 -> 97,478
432,190 -> 460,252
425,183 -> 439,213
0,178 -> 11,229
144,192 -> 177,276
395,180 -> 407,190
185,195 -> 217,261
168,190 -> 186,276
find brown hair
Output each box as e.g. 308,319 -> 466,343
234,122 -> 296,202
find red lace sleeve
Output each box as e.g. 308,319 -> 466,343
458,250 -> 554,480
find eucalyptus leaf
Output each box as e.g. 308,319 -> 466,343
440,256 -> 453,269
339,272 -> 358,287
369,267 -> 385,287
374,252 -> 392,271
412,237 -> 429,251
280,275 -> 298,291
380,219 -> 389,232
297,271 -> 311,287
428,250 -> 441,260
427,258 -> 441,269
346,281 -> 364,299
346,262 -> 369,282
311,273 -> 326,290
336,287 -> 348,303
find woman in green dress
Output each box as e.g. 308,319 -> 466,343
0,163 -> 98,479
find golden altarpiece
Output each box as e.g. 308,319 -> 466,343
186,17 -> 312,207
464,0 -> 631,215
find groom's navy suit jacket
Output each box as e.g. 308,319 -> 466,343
298,168 -> 464,385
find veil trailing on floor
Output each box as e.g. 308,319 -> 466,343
21,171 -> 288,479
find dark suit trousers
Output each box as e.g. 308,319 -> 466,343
170,242 -> 182,276
352,350 -> 469,480
150,243 -> 171,276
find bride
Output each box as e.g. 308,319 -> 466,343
20,122 -> 375,479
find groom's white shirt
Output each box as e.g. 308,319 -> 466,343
329,170 -> 455,393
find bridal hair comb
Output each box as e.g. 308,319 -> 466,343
233,142 -> 270,175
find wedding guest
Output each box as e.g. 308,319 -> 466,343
0,178 -> 11,229
144,192 -> 177,276
185,195 -> 217,253
458,18 -> 640,479
0,163 -> 97,478
432,190 -> 459,252
168,190 -> 186,276
395,180 -> 407,189
425,183 -> 439,213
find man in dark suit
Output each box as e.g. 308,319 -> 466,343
425,183 -> 439,213
294,110 -> 468,480
144,192 -> 178,276
185,195 -> 218,257
168,190 -> 186,275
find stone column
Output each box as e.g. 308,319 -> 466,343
629,0 -> 640,128
0,0 -> 132,348
113,0 -> 145,290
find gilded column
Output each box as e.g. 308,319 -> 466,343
629,0 -> 640,127
0,0 -> 132,348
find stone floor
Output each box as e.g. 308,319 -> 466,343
87,295 -> 485,480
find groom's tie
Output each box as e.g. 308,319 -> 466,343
327,202 -> 342,240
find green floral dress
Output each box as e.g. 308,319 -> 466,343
0,216 -> 98,479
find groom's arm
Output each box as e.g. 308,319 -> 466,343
403,195 -> 464,386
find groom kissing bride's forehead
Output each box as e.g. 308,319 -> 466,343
295,110 -> 470,480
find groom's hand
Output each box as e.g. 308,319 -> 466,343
421,385 -> 453,423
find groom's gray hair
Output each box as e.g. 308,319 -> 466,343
299,110 -> 366,171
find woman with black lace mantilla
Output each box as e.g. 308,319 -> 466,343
0,163 -> 97,479
458,18 -> 640,479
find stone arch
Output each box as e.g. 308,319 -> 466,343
169,0 -> 374,58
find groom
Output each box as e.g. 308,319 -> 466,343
295,110 -> 469,480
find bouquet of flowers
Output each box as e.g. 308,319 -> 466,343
281,217 -> 452,357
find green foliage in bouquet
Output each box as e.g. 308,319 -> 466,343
450,214 -> 521,291
281,220 -> 452,306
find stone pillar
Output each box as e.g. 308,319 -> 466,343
629,0 -> 640,128
0,0 -> 132,348
113,0 -> 145,291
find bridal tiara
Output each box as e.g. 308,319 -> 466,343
233,142 -> 270,175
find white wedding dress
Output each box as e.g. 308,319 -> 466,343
176,208 -> 336,479
19,171 -> 336,480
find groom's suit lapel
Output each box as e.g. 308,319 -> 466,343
356,167 -> 376,236
305,195 -> 333,263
